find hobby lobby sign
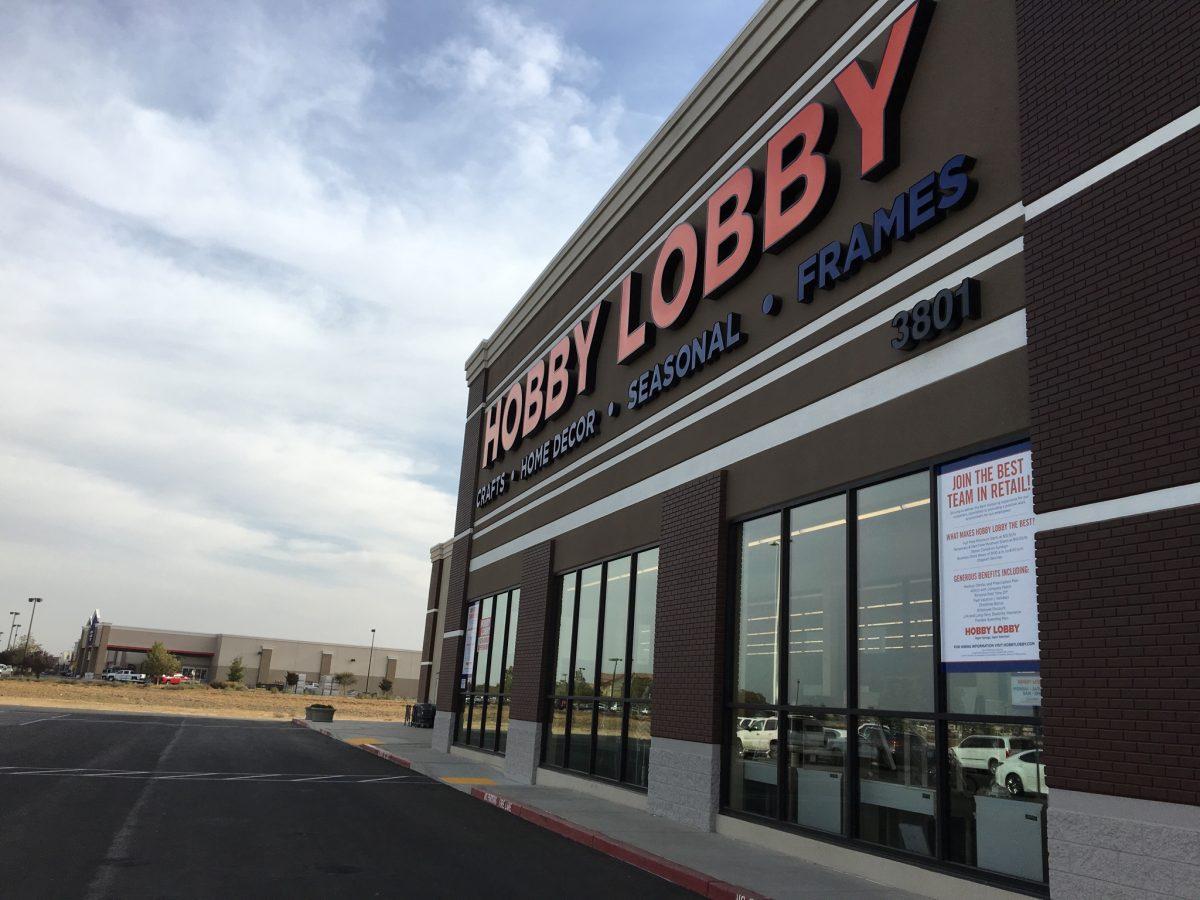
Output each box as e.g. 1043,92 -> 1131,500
481,0 -> 938,471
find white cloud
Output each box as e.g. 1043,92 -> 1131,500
0,0 -> 652,652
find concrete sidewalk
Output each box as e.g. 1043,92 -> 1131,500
293,717 -> 940,899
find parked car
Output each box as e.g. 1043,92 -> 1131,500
0,663 -> 12,677
951,734 -> 1037,775
734,716 -> 777,758
159,673 -> 191,685
103,669 -> 146,683
994,749 -> 1046,796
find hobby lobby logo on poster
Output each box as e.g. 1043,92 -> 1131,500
480,0 -> 944,472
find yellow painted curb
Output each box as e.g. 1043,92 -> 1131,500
345,737 -> 382,746
442,776 -> 495,785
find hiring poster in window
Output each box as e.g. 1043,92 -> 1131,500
461,602 -> 480,688
938,444 -> 1039,670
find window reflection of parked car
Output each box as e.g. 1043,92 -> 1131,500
951,735 -> 1037,775
995,749 -> 1046,796
734,717 -> 777,758
788,716 -> 827,750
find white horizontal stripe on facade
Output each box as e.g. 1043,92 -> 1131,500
1036,482 -> 1200,534
478,0 -> 910,409
420,661 -> 433,667
426,607 -> 438,615
1025,103 -> 1200,219
470,310 -> 1028,571
475,229 -> 1024,541
442,630 -> 464,639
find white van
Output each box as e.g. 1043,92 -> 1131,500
951,734 -> 1037,774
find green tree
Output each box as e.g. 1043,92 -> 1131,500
26,649 -> 56,678
1,638 -> 43,669
333,671 -> 356,695
285,671 -> 300,693
378,677 -> 393,697
227,656 -> 245,683
141,642 -> 181,684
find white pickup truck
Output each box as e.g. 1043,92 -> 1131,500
103,669 -> 146,683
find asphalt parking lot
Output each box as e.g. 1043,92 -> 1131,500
0,706 -> 691,899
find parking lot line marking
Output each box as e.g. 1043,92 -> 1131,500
442,777 -> 496,785
8,767 -> 87,776
0,764 -> 432,785
19,714 -> 70,726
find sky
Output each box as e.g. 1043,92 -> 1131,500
0,0 -> 760,654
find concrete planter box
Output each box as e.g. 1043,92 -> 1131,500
305,704 -> 335,723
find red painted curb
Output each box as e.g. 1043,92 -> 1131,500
470,787 -> 770,900
291,718 -> 414,769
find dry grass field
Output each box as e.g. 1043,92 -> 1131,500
0,678 -> 416,720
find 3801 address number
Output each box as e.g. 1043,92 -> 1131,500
891,277 -> 981,351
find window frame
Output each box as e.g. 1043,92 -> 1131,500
542,544 -> 658,790
721,439 -> 1048,893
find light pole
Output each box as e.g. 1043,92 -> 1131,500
609,657 -> 622,699
10,624 -> 21,651
6,611 -> 18,650
365,628 -> 376,694
24,598 -> 42,664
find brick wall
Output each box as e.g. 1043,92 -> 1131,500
434,535 -> 471,711
507,541 -> 555,723
1019,0 -> 1200,813
652,471 -> 726,744
1036,506 -> 1200,804
1025,128 -> 1200,514
417,556 -> 443,703
1016,0 -> 1200,200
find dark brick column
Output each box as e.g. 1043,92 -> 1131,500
1018,2 -> 1200,892
417,555 -> 444,703
508,540 -> 556,723
652,470 -> 728,743
647,470 -> 726,829
1036,507 -> 1200,806
503,541 -> 556,784
434,536 -> 470,713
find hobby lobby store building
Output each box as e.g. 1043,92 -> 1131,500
418,2 -> 1200,896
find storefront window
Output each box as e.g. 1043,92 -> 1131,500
728,709 -> 779,819
544,547 -> 658,788
947,723 -> 1045,882
857,473 -> 933,712
454,588 -> 520,754
631,549 -> 657,701
724,449 -> 1044,888
789,497 -> 846,707
735,514 -> 781,705
786,713 -> 847,833
858,715 -> 937,855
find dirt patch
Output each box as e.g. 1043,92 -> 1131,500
0,678 -> 417,720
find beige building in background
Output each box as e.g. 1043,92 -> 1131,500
72,622 -> 420,696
